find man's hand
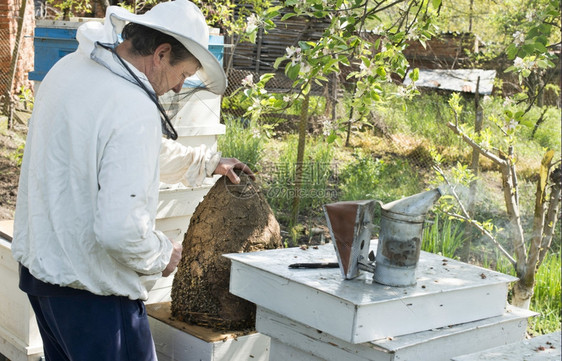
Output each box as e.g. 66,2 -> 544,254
162,240 -> 183,277
213,157 -> 255,184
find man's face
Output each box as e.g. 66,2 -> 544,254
148,46 -> 201,96
151,58 -> 200,96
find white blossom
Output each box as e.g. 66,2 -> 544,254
524,58 -> 537,69
251,97 -> 261,109
286,46 -> 301,58
283,95 -> 291,103
300,62 -> 312,74
241,74 -> 254,87
286,46 -> 302,65
246,14 -> 259,33
514,56 -> 537,70
512,31 -> 525,45
506,119 -> 518,131
513,57 -> 524,68
406,31 -> 419,41
359,61 -> 369,72
322,119 -> 332,136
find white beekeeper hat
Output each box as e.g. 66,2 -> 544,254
107,0 -> 226,95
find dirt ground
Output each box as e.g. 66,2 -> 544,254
0,118 -> 27,221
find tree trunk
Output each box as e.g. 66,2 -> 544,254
500,158 -> 527,277
290,93 -> 310,226
512,279 -> 534,309
507,154 -> 560,310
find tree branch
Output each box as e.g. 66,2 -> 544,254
433,165 -> 516,266
499,159 -> 527,276
527,151 -> 555,273
446,122 -> 506,165
443,211 -> 516,265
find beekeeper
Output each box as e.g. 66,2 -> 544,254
11,1 -> 252,360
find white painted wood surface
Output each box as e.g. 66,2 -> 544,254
225,240 -> 518,344
156,183 -> 215,241
452,331 -> 561,361
0,225 -> 44,361
147,303 -> 270,361
258,306 -> 535,361
269,339 -> 324,361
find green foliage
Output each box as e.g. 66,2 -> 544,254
270,0 -> 442,122
192,0 -> 276,36
263,136 -> 335,215
337,150 -> 386,201
116,0 -> 160,13
517,105 -> 561,151
499,0 -> 560,109
217,115 -> 266,171
10,143 -> 25,167
17,86 -> 34,111
439,93 -> 561,167
222,74 -> 327,126
422,213 -> 465,259
338,150 -> 423,203
285,223 -> 305,248
48,0 -> 92,18
224,73 -> 283,122
374,86 -> 460,147
529,250 -> 562,335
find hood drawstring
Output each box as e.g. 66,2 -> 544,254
97,42 -> 178,140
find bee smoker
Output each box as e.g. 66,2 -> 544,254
323,187 -> 443,287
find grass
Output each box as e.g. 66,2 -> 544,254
217,115 -> 266,171
261,135 -> 336,220
480,247 -> 561,336
528,251 -> 562,335
374,88 -> 461,148
337,149 -> 424,203
422,213 -> 465,259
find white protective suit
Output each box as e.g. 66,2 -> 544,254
12,10 -> 220,300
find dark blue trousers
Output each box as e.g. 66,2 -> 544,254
27,293 -> 157,361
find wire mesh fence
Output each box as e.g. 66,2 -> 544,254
0,0 -> 35,125
0,27 -> 15,107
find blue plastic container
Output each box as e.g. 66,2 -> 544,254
29,23 -> 225,82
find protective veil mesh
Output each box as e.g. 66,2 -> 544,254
159,76 -> 223,138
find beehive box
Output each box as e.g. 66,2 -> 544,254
147,303 -> 270,361
28,19 -> 82,82
258,306 -> 535,361
225,240 -> 519,344
0,221 -> 43,361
